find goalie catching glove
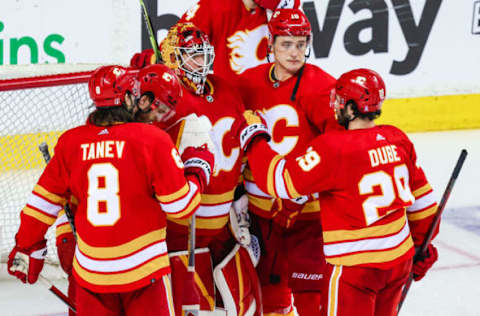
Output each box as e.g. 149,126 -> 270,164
181,145 -> 215,192
7,239 -> 47,284
232,110 -> 271,152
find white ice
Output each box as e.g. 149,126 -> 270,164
0,129 -> 479,316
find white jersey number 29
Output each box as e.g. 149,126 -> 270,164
87,163 -> 121,226
359,164 -> 414,226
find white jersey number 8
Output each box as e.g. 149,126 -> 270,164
87,163 -> 121,226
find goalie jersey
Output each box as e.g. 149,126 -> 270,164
164,75 -> 245,238
246,125 -> 439,268
14,123 -> 201,292
179,0 -> 299,85
238,62 -> 339,220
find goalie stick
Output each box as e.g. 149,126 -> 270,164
182,214 -> 201,315
139,0 -> 162,64
398,149 -> 468,313
36,142 -> 77,313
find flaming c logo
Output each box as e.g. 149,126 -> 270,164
227,25 -> 269,74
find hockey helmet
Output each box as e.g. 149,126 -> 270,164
88,65 -> 139,108
268,8 -> 311,38
333,68 -> 386,114
138,64 -> 183,121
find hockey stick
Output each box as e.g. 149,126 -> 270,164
38,275 -> 77,313
398,149 -> 468,313
182,214 -> 201,315
39,143 -> 76,238
36,142 -> 77,312
139,0 -> 162,64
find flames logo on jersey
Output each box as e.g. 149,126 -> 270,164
227,25 -> 269,74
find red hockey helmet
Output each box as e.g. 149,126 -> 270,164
334,68 -> 386,113
268,8 -> 311,38
138,64 -> 183,115
88,65 -> 139,108
161,23 -> 214,95
253,0 -> 300,10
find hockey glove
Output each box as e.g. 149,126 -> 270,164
232,110 -> 271,152
130,48 -> 156,69
56,232 -> 76,275
271,196 -> 308,229
8,239 -> 47,284
181,145 -> 215,192
413,243 -> 438,281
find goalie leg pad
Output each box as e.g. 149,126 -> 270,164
214,244 -> 262,316
169,248 -> 215,314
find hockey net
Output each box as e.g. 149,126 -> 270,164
0,64 -> 100,278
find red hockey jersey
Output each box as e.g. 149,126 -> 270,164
162,75 -> 245,237
238,63 -> 338,219
179,0 -> 298,85
247,125 -> 438,268
15,122 -> 201,292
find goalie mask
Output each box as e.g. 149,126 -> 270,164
138,64 -> 183,123
161,23 -> 215,95
88,65 -> 139,108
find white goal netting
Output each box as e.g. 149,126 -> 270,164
0,64 -> 103,278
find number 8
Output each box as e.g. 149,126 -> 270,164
87,163 -> 121,226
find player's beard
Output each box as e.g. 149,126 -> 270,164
336,108 -> 351,129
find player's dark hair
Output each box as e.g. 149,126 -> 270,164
348,101 -> 381,121
88,104 -> 134,126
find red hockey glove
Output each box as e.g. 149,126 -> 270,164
56,233 -> 76,275
181,145 -> 215,192
130,48 -> 156,69
232,110 -> 271,152
413,243 -> 438,281
8,239 -> 47,284
271,196 -> 307,229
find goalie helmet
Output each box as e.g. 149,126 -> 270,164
138,64 -> 183,122
161,23 -> 215,95
268,8 -> 311,38
333,68 -> 386,113
88,65 -> 139,108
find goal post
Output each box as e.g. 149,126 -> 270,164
0,64 -> 100,278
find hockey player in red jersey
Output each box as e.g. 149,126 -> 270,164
236,8 -> 339,315
130,0 -> 299,86
132,23 -> 262,315
7,65 -> 214,316
235,68 -> 440,316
